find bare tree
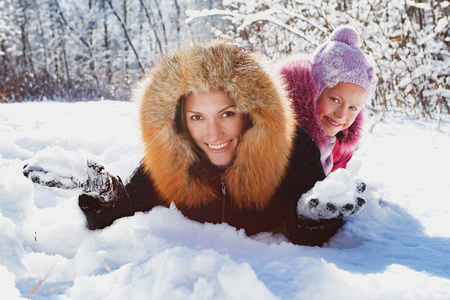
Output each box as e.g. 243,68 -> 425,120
106,0 -> 145,74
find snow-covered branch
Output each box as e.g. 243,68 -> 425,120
106,0 -> 145,74
1,0 -> 448,119
187,0 -> 450,120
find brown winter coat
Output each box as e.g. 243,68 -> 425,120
136,39 -> 295,211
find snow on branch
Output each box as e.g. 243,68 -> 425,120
186,8 -> 317,45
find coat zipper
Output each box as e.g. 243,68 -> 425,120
220,173 -> 226,222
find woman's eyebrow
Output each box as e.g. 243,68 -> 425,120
186,105 -> 236,114
218,105 -> 236,113
186,109 -> 201,114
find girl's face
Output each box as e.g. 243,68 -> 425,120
185,90 -> 245,166
316,82 -> 366,137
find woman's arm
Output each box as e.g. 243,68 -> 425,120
78,164 -> 161,230
279,126 -> 344,246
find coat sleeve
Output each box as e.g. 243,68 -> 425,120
279,126 -> 344,246
78,164 -> 161,230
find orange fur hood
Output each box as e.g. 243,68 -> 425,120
134,40 -> 296,210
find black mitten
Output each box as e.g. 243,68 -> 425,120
297,169 -> 367,220
356,181 -> 366,194
23,164 -> 82,190
81,161 -> 122,204
23,159 -> 120,204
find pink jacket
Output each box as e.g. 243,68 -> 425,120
276,53 -> 364,174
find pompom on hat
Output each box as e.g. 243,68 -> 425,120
312,25 -> 377,102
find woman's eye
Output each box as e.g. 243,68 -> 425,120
222,111 -> 235,117
190,115 -> 203,120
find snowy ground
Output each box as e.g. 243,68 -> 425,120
1,101 -> 450,300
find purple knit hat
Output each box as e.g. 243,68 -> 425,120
312,25 -> 377,102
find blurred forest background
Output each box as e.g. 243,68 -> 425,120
1,0 -> 449,120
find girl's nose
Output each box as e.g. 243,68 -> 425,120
334,106 -> 346,119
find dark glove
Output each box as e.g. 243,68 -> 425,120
297,170 -> 367,220
353,181 -> 367,214
23,164 -> 82,190
23,159 -> 120,204
299,196 -> 366,220
356,181 -> 366,194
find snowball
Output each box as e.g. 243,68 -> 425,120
297,169 -> 359,220
312,169 -> 357,205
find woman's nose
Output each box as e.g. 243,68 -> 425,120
206,120 -> 222,142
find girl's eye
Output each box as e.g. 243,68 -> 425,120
349,106 -> 358,111
190,115 -> 203,120
331,98 -> 339,103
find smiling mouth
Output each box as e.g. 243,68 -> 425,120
326,117 -> 342,127
207,140 -> 231,150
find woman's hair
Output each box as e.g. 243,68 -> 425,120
174,94 -> 188,136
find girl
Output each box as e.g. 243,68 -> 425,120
277,25 -> 377,175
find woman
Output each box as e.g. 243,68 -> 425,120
24,40 -> 362,246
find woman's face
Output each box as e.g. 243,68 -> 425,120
185,90 -> 245,166
316,82 -> 366,137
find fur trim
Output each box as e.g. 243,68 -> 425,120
135,40 -> 296,210
276,53 -> 363,154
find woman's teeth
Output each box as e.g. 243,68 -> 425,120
208,141 -> 231,150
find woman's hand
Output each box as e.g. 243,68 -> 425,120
297,169 -> 367,220
23,147 -> 120,204
23,163 -> 82,190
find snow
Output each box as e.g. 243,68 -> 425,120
297,169 -> 362,220
1,100 -> 450,299
26,147 -> 90,183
